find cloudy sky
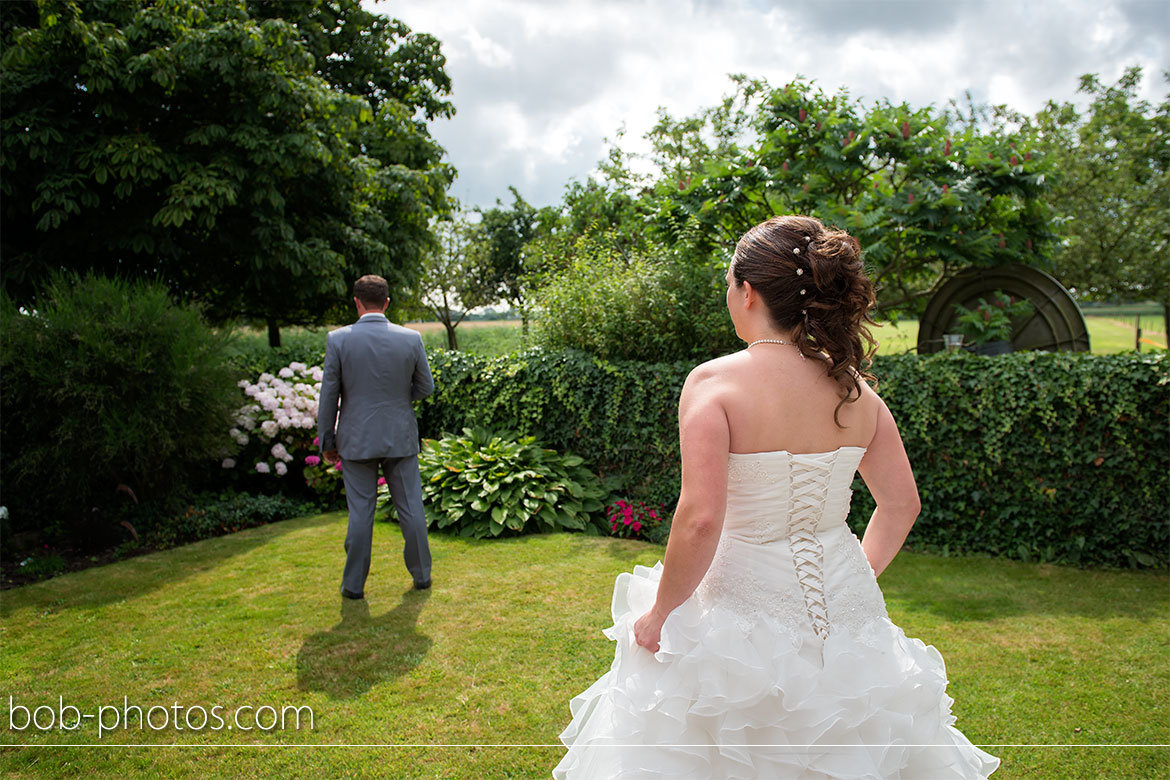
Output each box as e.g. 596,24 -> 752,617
385,0 -> 1169,210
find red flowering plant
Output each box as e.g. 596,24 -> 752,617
607,499 -> 666,540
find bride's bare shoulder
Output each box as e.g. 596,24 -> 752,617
684,352 -> 745,387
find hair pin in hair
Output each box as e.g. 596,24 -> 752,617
805,235 -> 812,242
800,289 -> 806,295
795,268 -> 804,276
793,247 -> 800,255
801,309 -> 807,315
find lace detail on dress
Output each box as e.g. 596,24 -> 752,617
788,453 -> 834,641
697,536 -> 804,642
840,531 -> 878,581
727,457 -> 770,484
826,534 -> 889,643
827,582 -> 889,643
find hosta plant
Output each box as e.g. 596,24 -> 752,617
398,428 -> 607,538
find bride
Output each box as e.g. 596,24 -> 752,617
553,216 -> 999,779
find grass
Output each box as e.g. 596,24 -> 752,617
1,514 -> 1167,778
1081,316 -> 1168,353
1080,302 -> 1166,333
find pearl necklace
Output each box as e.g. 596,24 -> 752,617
746,338 -> 806,360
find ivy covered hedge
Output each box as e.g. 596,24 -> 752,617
419,349 -> 692,508
418,349 -> 1169,568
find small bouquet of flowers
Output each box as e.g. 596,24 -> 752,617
607,499 -> 666,541
303,441 -> 345,502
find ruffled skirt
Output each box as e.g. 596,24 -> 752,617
554,563 -> 999,780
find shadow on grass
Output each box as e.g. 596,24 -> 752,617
412,527 -> 658,567
0,512 -> 340,617
562,532 -> 663,565
878,553 -> 1169,622
296,589 -> 433,699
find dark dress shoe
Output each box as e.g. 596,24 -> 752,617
413,579 -> 432,590
340,587 -> 365,600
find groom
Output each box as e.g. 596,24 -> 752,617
318,274 -> 434,598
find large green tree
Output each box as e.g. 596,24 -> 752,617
0,0 -> 453,344
585,77 -> 1057,316
1028,67 -> 1169,325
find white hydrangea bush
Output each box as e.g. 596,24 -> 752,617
225,362 -> 325,476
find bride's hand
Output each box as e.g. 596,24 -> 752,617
633,609 -> 665,653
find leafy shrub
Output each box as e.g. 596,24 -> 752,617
146,493 -> 315,548
400,428 -> 608,538
226,328 -> 329,376
952,291 -> 1035,345
528,229 -> 739,362
14,551 -> 65,579
0,274 -> 239,544
419,348 -> 1169,568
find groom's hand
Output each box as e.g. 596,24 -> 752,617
323,449 -> 340,465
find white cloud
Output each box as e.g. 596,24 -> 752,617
384,0 -> 1170,208
464,28 -> 513,69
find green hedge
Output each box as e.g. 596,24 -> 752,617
418,349 -> 1169,568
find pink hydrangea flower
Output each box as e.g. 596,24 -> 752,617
377,477 -> 386,486
304,455 -> 321,466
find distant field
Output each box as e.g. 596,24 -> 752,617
868,316 -> 1167,355
1084,317 -> 1168,353
870,318 -> 920,355
405,319 -> 522,333
406,319 -> 527,356
237,314 -> 1165,363
403,316 -> 1166,358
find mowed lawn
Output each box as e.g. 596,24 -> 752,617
1,513 -> 1166,778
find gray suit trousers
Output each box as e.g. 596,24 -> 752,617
340,455 -> 431,593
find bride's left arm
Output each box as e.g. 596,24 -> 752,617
634,367 -> 729,652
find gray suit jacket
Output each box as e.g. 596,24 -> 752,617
317,313 -> 434,460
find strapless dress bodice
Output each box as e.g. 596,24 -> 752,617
723,446 -> 867,542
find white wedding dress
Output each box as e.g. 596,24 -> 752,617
554,447 -> 999,779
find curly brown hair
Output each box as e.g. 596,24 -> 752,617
731,215 -> 878,426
